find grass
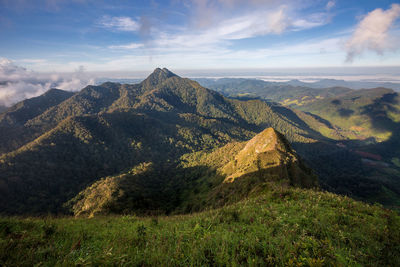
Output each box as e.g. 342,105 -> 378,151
1,185 -> 399,266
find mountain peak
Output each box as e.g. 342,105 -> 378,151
222,127 -> 317,187
141,67 -> 178,88
238,128 -> 288,156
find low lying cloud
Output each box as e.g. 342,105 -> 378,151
345,3 -> 400,62
0,58 -> 94,106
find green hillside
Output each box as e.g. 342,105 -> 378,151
0,89 -> 74,127
0,68 -> 333,215
1,69 -> 399,215
298,87 -> 400,141
0,89 -> 74,154
65,128 -> 317,217
1,186 -> 399,266
295,88 -> 400,209
195,78 -> 400,209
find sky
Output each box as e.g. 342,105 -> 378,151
1,0 -> 400,72
0,0 -> 400,105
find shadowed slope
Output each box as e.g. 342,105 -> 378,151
67,127 -> 317,217
0,68 -> 335,215
0,89 -> 74,154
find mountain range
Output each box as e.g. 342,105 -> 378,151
195,77 -> 400,93
196,76 -> 400,208
0,68 -> 399,216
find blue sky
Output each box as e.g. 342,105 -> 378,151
0,0 -> 400,72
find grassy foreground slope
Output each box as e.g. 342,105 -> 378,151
1,185 -> 399,266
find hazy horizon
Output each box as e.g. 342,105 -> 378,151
1,62 -> 400,106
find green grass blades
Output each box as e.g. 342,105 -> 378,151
1,186 -> 399,266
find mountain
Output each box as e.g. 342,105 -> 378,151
298,87 -> 400,142
0,68 -> 332,215
197,78 -> 400,208
222,128 -> 316,186
0,68 -> 398,215
0,88 -> 74,154
66,128 -> 317,217
195,78 -> 352,107
306,78 -> 400,91
195,77 -> 400,94
297,88 -> 400,208
0,88 -> 74,127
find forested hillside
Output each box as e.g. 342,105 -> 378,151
0,68 -> 328,215
0,69 -> 399,215
0,89 -> 74,154
195,77 -> 400,210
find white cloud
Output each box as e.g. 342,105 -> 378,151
87,0 -> 333,71
58,36 -> 343,71
345,3 -> 400,62
326,1 -> 335,11
98,0 -> 330,55
195,7 -> 290,39
99,16 -> 140,32
184,0 -> 292,29
292,12 -> 330,30
145,5 -> 329,52
0,58 -> 95,106
182,0 -> 328,35
108,43 -> 144,50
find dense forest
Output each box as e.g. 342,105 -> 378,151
197,77 -> 400,210
1,69 -> 399,215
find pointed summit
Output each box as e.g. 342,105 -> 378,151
222,128 -> 317,187
236,128 -> 290,158
141,68 -> 178,88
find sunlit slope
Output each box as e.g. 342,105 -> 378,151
298,88 -> 400,141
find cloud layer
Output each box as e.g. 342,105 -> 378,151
95,0 -> 333,65
0,58 -> 94,106
346,4 -> 400,62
